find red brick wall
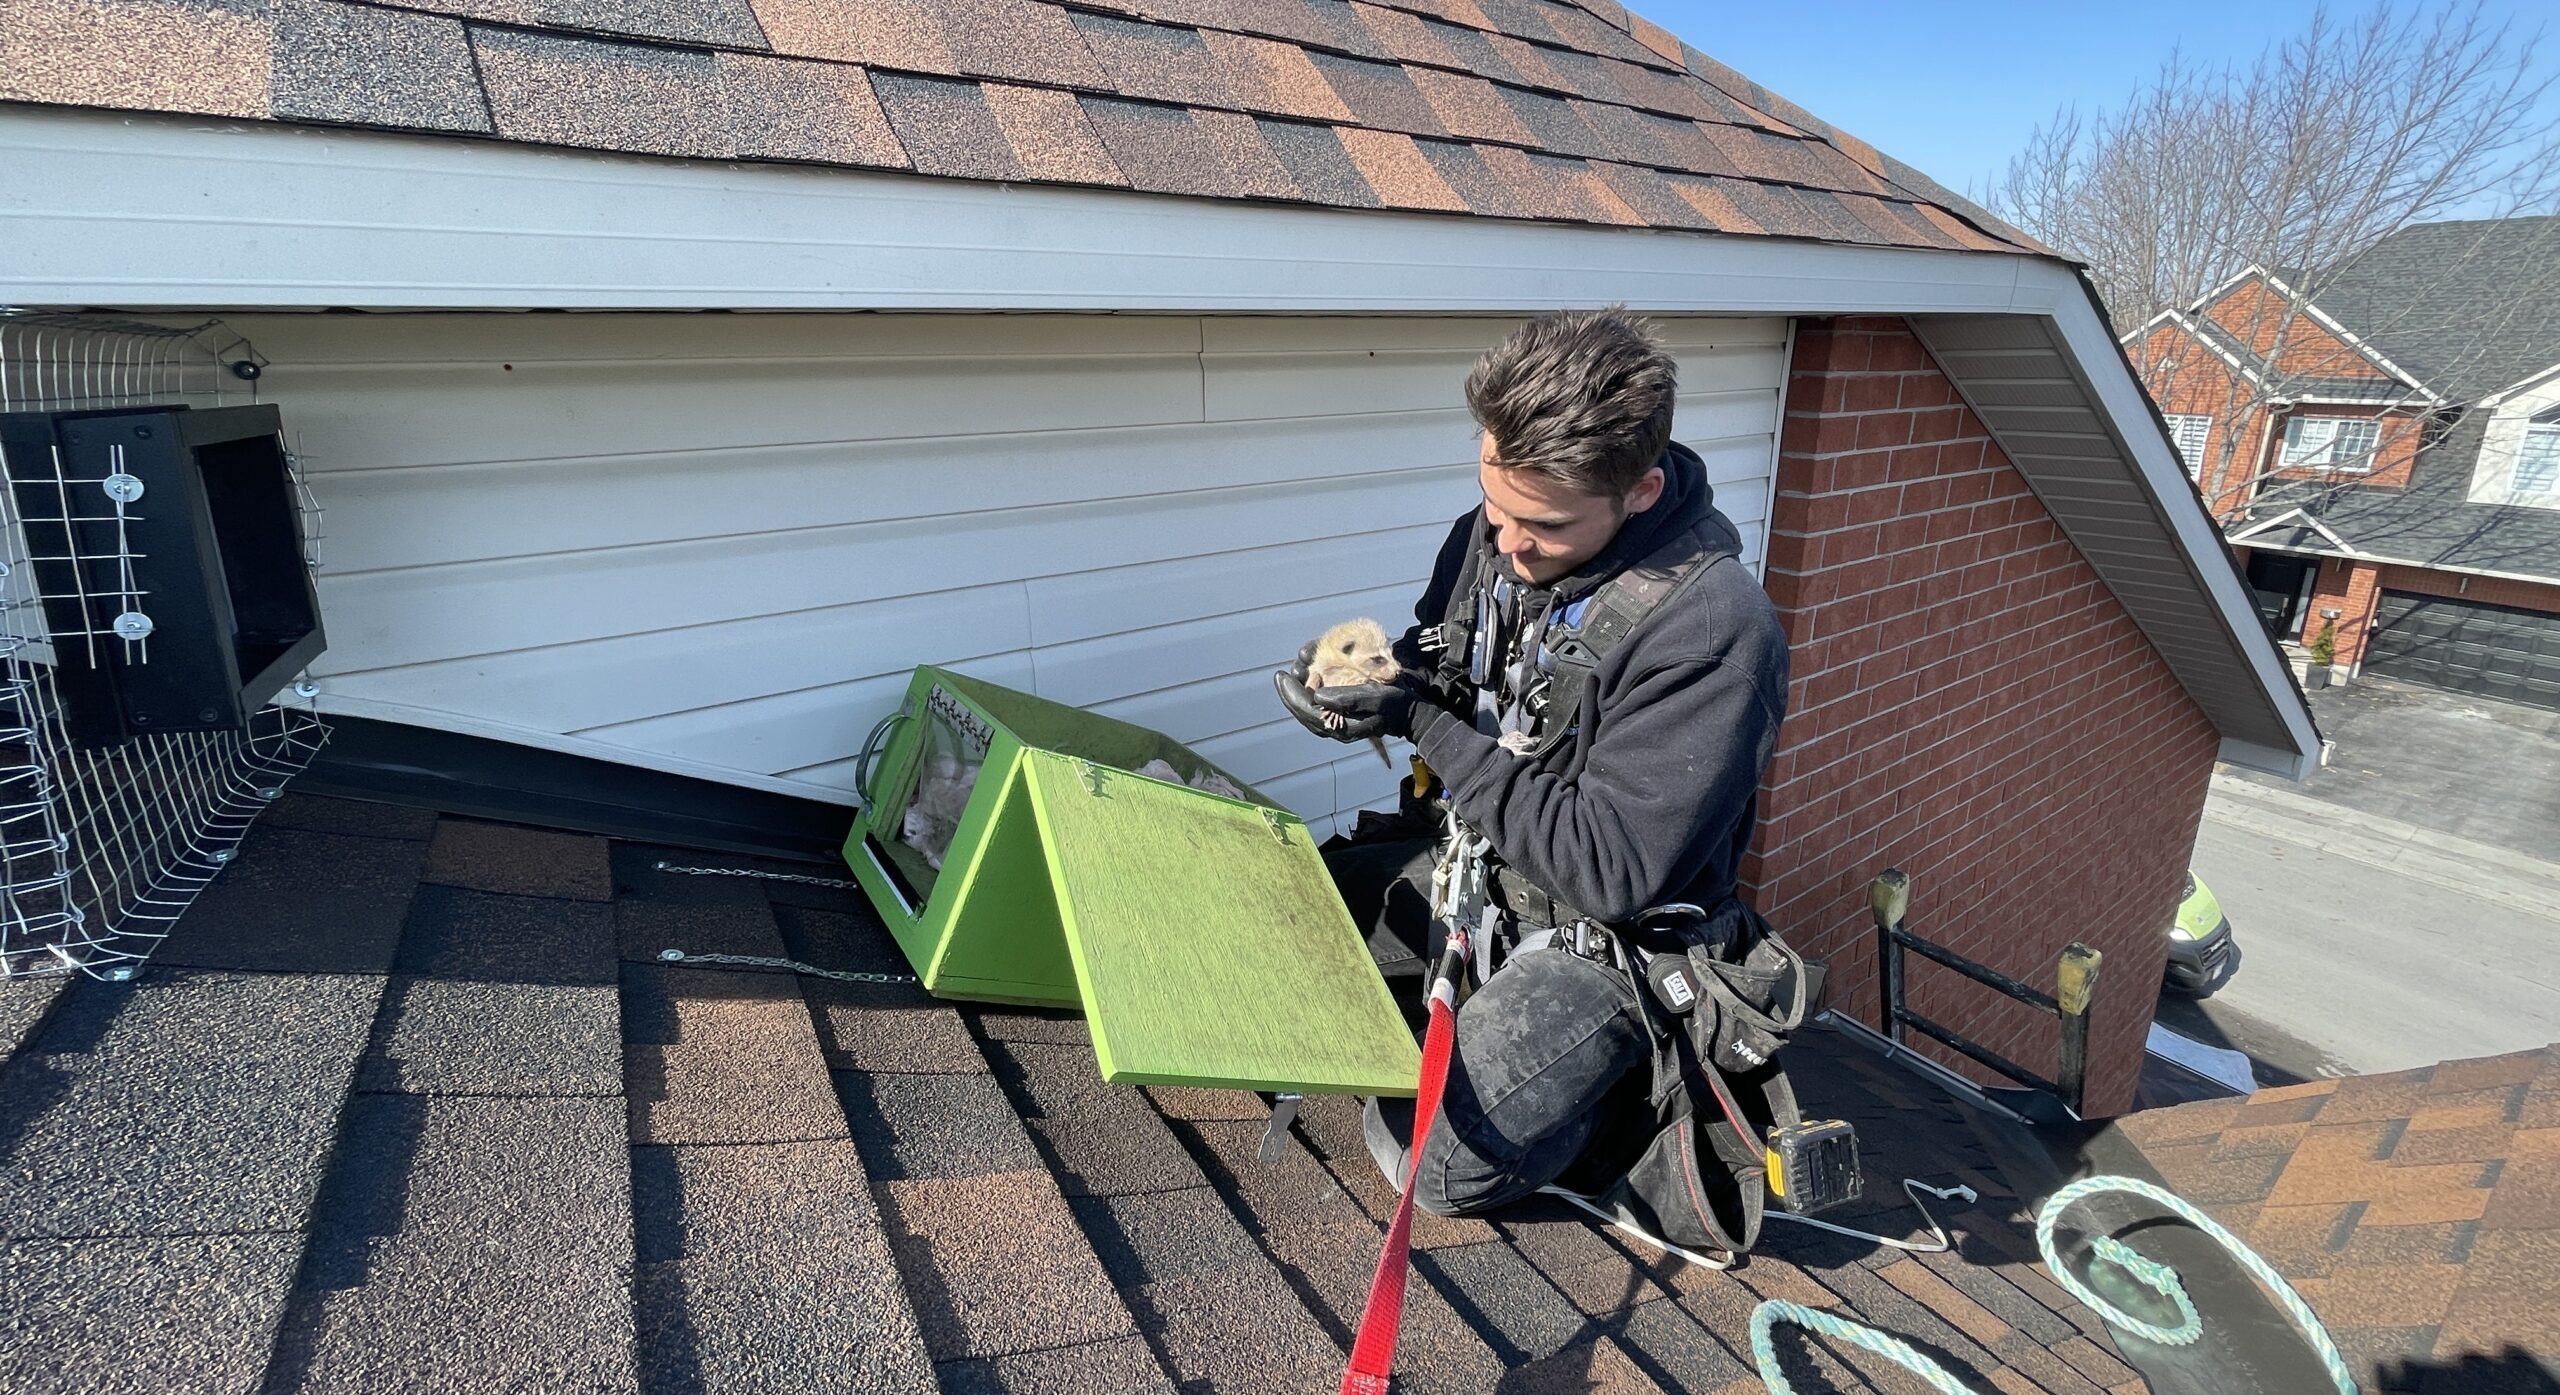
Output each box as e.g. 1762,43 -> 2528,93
2305,559 -> 2379,666
1745,316 -> 2223,1117
2203,278 -> 2390,382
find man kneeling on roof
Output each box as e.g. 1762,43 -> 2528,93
1275,307 -> 1803,1249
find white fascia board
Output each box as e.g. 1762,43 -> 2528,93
1,106 -> 2025,313
2015,261 -> 2327,777
0,105 -> 2321,773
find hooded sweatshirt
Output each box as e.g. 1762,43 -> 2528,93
1405,442 -> 1791,924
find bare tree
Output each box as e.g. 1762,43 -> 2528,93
1986,3 -> 2560,525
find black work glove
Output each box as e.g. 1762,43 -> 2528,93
1274,639 -> 1424,743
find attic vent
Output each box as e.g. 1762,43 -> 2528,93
0,311 -> 327,980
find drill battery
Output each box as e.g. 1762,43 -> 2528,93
1765,1119 -> 1862,1215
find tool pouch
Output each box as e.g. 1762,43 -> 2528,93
1595,899 -> 1824,1257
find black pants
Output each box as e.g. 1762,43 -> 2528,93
1323,835 -> 1655,1217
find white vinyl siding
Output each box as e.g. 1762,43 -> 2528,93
236,312 -> 1786,837
2163,414 -> 2211,474
2514,417 -> 2560,501
2280,416 -> 2380,472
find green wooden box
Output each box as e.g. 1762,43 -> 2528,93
842,667 -> 1420,1097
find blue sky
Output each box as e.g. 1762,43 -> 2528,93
1637,1 -> 2560,204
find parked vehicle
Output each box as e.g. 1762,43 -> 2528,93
2164,871 -> 2238,995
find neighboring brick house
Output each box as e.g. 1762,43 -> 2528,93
2130,217 -> 2560,709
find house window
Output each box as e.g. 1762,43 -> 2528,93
2280,416 -> 2381,472
2513,412 -> 2560,501
2163,414 -> 2211,473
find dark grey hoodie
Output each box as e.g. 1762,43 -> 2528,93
1405,442 -> 1791,923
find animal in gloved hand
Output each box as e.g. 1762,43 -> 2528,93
1304,618 -> 1404,766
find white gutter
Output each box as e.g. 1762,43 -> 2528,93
0,105 -> 2320,777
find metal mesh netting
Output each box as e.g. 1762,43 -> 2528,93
0,311 -> 326,980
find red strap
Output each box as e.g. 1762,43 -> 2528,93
1339,976 -> 1460,1395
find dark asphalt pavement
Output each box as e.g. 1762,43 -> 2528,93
2225,673 -> 2560,860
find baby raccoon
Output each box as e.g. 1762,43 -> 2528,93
1306,618 -> 1404,767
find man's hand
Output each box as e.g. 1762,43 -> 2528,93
1275,638 -> 1427,743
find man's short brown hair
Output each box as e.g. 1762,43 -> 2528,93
1464,306 -> 1677,497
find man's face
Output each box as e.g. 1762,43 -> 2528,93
1478,435 -> 1664,585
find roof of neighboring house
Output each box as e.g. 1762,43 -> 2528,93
0,794 -> 2191,1395
0,0 -> 2042,257
2111,1047 -> 2560,1392
2311,217 -> 2560,403
2241,406 -> 2560,583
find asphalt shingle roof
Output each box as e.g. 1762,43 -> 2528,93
6,789 -> 2549,1393
0,0 -> 2043,255
2309,217 -> 2560,402
2115,1050 -> 2560,1391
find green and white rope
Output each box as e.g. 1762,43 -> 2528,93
1747,1173 -> 2360,1395
1751,1300 -> 1985,1395
2035,1174 -> 2358,1394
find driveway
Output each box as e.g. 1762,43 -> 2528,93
2224,672 -> 2560,859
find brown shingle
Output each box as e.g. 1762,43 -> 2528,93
882,1170 -> 1136,1360
272,1 -> 489,133
1416,139 -> 1546,220
986,84 -> 1128,185
1469,0 -> 1562,45
1072,13 -> 1237,108
1308,50 -> 1445,137
1532,150 -> 1642,224
1167,0 -> 1390,60
1533,42 -> 1631,105
1590,161 -> 1708,229
423,817 -> 613,901
1392,0 -> 1495,27
1662,174 -> 1767,235
937,0 -> 1108,88
1425,19 -> 1530,88
525,0 -> 767,47
1496,84 -> 1613,159
748,0 -> 955,71
0,0 -> 270,120
1350,1 -> 1457,67
1337,128 -> 1466,211
1600,55 -> 1720,122
1256,119 -> 1384,208
1410,67 -> 1534,144
719,53 -> 907,168
1629,13 -> 1682,65
1078,98 -> 1296,201
1200,30 -> 1352,122
874,73 -> 1022,181
1484,32 -> 1574,94
1572,97 -> 1678,166
1536,0 -> 1657,66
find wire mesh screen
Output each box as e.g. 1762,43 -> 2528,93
0,311 -> 326,980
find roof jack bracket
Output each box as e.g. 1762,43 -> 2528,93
1259,1094 -> 1304,1164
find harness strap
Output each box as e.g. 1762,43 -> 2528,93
1339,929 -> 1471,1395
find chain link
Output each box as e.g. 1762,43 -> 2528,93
647,862 -> 917,984
654,948 -> 919,986
651,859 -> 862,890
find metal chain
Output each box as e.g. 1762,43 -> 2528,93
647,862 -> 918,985
654,948 -> 918,986
652,860 -> 861,890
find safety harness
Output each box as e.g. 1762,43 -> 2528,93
1338,496 -> 1862,1393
